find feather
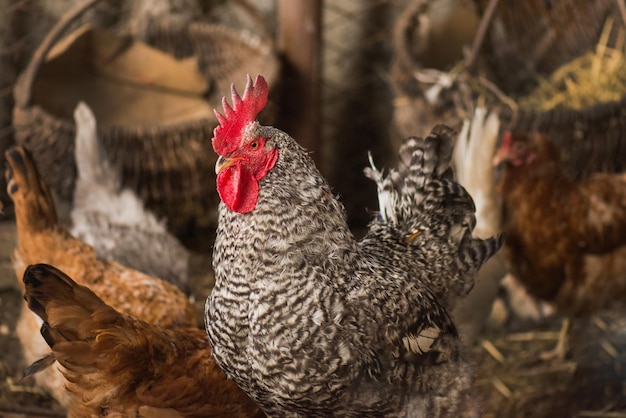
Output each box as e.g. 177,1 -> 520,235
22,353 -> 56,378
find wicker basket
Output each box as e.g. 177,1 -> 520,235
12,0 -> 280,240
470,0 -> 618,94
390,0 -> 626,179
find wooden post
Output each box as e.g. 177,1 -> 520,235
277,0 -> 322,162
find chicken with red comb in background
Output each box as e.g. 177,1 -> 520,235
493,130 -> 626,358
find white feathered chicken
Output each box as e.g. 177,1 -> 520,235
70,102 -> 192,294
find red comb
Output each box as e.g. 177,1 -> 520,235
501,131 -> 513,148
212,75 -> 268,155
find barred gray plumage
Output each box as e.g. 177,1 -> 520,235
365,125 -> 503,306
206,77 -> 502,417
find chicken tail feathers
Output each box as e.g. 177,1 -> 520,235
403,124 -> 455,185
366,124 -> 469,226
22,263 -> 121,378
365,124 -> 504,300
22,352 -> 56,378
23,263 -> 112,328
454,232 -> 505,294
4,146 -> 58,232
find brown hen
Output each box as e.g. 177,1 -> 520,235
4,145 -> 197,407
21,263 -> 264,418
494,131 -> 626,356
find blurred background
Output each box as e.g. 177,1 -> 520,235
1,0 -> 626,417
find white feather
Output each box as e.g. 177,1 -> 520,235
451,106 -> 507,346
365,152 -> 398,225
452,106 -> 501,238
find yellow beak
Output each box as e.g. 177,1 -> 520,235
215,155 -> 239,174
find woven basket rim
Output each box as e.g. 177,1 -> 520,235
10,1 -> 281,228
392,0 -> 626,119
15,20 -> 279,129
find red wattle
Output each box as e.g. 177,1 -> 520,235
216,163 -> 259,213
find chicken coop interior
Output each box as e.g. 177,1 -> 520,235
0,0 -> 626,416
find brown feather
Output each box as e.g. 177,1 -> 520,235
23,263 -> 264,418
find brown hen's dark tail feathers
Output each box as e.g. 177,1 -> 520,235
23,263 -> 110,324
21,263 -> 115,377
4,146 -> 58,231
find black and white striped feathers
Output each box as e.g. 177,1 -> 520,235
208,123 -> 502,417
364,125 -> 503,305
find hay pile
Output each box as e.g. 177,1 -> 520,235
520,17 -> 626,111
473,310 -> 626,417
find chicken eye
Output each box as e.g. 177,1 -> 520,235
250,141 -> 259,149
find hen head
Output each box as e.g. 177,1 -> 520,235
212,75 -> 279,213
492,131 -> 538,167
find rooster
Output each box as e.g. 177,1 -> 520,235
493,130 -> 626,356
21,263 -> 264,418
5,145 -> 197,407
206,75 -> 503,417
